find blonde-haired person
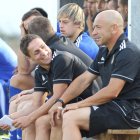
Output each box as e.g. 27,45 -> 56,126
58,3 -> 99,60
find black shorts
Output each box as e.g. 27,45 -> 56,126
82,100 -> 140,138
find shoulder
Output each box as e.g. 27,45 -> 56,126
54,51 -> 74,61
119,40 -> 140,56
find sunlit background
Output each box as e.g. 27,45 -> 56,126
0,0 -> 58,35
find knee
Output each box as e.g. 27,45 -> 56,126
35,115 -> 51,130
63,111 -> 77,128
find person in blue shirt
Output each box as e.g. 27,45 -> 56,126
57,3 -> 99,60
0,38 -> 17,118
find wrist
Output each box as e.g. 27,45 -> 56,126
55,98 -> 65,107
28,114 -> 34,124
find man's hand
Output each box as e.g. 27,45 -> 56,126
0,124 -> 11,131
20,22 -> 27,37
13,116 -> 32,130
63,103 -> 79,114
49,102 -> 63,126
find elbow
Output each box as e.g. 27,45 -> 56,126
18,67 -> 33,75
109,91 -> 120,100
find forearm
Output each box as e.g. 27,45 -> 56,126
18,50 -> 36,74
28,96 -> 58,123
77,87 -> 116,108
61,75 -> 91,104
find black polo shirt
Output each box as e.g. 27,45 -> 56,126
88,34 -> 140,99
34,50 -> 92,100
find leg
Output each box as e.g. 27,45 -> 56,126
9,73 -> 34,114
35,114 -> 51,140
62,107 -> 91,140
9,73 -> 34,140
23,124 -> 35,140
50,114 -> 62,140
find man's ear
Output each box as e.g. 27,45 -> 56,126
111,24 -> 118,34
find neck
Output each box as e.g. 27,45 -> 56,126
107,33 -> 122,53
69,29 -> 83,42
41,64 -> 50,71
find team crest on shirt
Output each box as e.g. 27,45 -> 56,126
98,56 -> 105,64
101,57 -> 105,61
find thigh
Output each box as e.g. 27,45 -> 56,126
36,114 -> 51,126
64,107 -> 91,131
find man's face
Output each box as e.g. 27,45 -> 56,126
96,0 -> 107,12
118,0 -> 128,22
87,0 -> 97,16
59,17 -> 79,39
28,38 -> 52,65
92,17 -> 112,46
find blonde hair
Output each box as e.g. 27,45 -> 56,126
58,3 -> 85,30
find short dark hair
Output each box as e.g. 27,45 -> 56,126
28,16 -> 55,43
20,34 -> 40,57
31,7 -> 48,18
22,9 -> 42,21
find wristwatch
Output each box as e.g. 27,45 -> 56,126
55,98 -> 65,107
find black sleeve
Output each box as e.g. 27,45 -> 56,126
88,50 -> 100,75
52,54 -> 74,84
34,68 -> 48,92
112,49 -> 140,83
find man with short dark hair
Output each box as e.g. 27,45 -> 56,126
11,34 -> 93,140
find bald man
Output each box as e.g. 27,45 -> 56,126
60,10 -> 140,139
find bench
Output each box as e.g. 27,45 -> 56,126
95,129 -> 140,140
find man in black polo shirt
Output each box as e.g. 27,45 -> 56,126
59,10 -> 140,140
11,34 -> 92,140
28,16 -> 102,94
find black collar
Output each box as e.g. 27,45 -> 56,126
73,31 -> 84,43
107,34 -> 128,57
102,34 -> 128,61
